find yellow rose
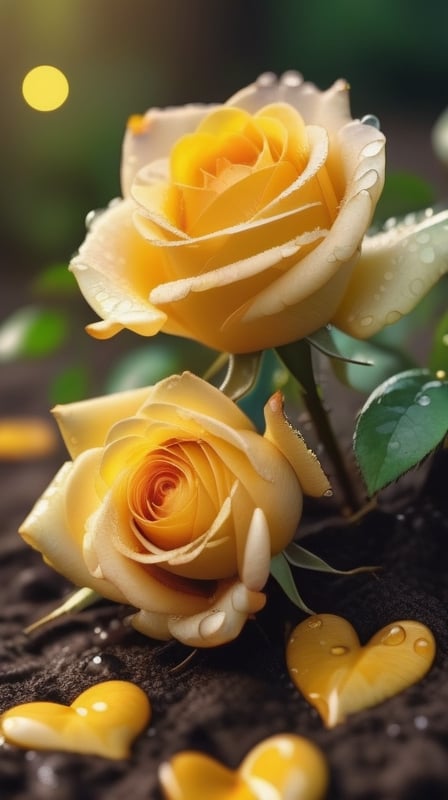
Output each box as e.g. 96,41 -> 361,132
70,72 -> 387,352
71,73 -> 448,352
19,373 -> 329,647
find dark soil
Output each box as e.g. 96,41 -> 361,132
0,429 -> 447,799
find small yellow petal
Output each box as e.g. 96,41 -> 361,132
0,417 -> 57,460
263,392 -> 330,497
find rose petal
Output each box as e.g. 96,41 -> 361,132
240,508 -> 272,592
84,493 -> 216,616
263,391 -> 331,497
19,459 -> 125,602
69,199 -> 169,340
121,104 -> 217,196
333,208 -> 448,338
53,387 -> 152,459
166,579 -> 266,647
228,75 -> 352,132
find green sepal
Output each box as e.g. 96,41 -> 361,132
24,587 -> 101,634
284,542 -> 375,575
270,552 -> 314,615
219,352 -> 263,401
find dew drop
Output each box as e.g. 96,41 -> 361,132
85,208 -> 103,230
414,637 -> 430,655
324,488 -> 334,497
383,216 -> 397,231
330,645 -> 349,656
307,617 -> 323,629
388,440 -> 400,452
281,244 -> 298,258
417,394 -> 431,407
420,246 -> 435,264
384,271 -> 394,281
361,114 -> 381,130
410,278 -> 424,296
386,310 -> 402,325
256,72 -> 276,87
360,315 -> 374,328
416,232 -> 430,244
381,624 -> 406,646
281,70 -> 303,87
361,140 -> 384,158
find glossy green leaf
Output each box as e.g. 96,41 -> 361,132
354,368 -> 448,495
270,553 -> 314,614
49,364 -> 90,404
330,328 -> 414,394
0,306 -> 69,361
429,311 -> 448,375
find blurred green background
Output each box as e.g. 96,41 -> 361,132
1,0 -> 447,273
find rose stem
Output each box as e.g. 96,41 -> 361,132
276,340 -> 361,512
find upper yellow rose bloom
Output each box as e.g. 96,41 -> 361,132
70,72 -> 448,352
19,372 -> 329,647
69,72 -> 385,352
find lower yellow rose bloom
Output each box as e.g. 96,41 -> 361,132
19,373 -> 329,647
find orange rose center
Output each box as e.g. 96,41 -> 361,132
127,438 -> 230,550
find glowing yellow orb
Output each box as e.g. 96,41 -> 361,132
22,65 -> 69,112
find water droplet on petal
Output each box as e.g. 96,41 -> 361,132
256,72 -> 276,87
386,310 -> 402,325
360,315 -> 374,328
414,637 -> 430,655
361,140 -> 384,157
330,645 -> 349,656
410,278 -> 424,295
281,70 -> 303,87
307,617 -> 323,629
417,394 -> 431,407
384,271 -> 394,281
361,114 -> 381,130
381,624 -> 406,646
420,246 -> 435,264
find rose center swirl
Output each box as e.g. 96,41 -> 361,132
127,438 -> 229,551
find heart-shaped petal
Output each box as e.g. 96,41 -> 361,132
159,733 -> 328,799
286,614 -> 436,727
0,680 -> 151,759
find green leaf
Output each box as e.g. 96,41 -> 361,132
307,326 -> 373,365
330,328 -> 414,394
429,311 -> 448,375
0,306 -> 69,361
284,542 -> 375,575
105,343 -> 182,393
49,364 -> 90,404
270,553 -> 314,614
354,368 -> 448,495
32,263 -> 77,296
219,352 -> 262,401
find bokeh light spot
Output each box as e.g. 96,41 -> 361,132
22,65 -> 69,112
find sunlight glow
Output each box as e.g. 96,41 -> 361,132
22,65 -> 69,112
